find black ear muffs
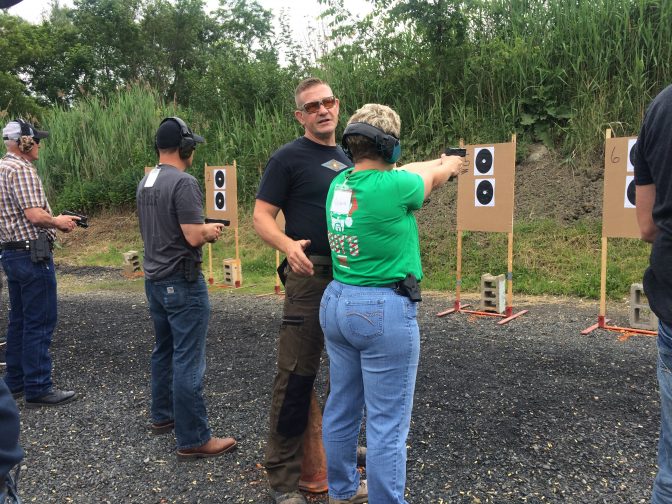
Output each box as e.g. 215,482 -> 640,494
341,122 -> 401,163
156,116 -> 196,159
16,119 -> 35,154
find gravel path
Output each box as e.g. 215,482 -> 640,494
0,268 -> 661,503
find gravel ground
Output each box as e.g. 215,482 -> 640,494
0,266 -> 661,503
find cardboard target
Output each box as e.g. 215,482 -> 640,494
602,136 -> 639,238
457,141 -> 515,232
627,138 -> 637,173
205,164 -> 238,227
475,179 -> 495,207
474,147 -> 495,176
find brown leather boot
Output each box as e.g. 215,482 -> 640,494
176,436 -> 237,460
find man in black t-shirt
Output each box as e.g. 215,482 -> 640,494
254,78 -> 353,504
633,83 -> 672,503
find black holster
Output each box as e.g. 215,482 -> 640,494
29,232 -> 51,263
395,274 -> 422,302
183,257 -> 201,282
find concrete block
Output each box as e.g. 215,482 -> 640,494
480,273 -> 506,313
629,283 -> 658,330
223,258 -> 242,287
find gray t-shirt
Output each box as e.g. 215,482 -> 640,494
136,164 -> 204,280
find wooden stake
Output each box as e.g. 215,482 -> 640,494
506,231 -> 514,309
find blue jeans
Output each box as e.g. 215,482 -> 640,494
0,379 -> 23,478
653,320 -> 672,503
320,280 -> 419,504
144,273 -> 212,450
1,250 -> 57,399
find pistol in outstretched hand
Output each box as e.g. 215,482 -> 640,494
63,210 -> 89,228
204,218 -> 231,227
444,147 -> 467,157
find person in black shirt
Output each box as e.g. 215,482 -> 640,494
633,83 -> 672,503
254,78 -> 356,504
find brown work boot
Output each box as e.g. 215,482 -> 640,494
329,479 -> 368,503
176,436 -> 237,461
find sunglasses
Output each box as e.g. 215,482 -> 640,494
300,96 -> 337,114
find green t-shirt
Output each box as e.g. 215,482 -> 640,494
325,167 -> 425,286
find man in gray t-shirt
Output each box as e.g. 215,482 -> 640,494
136,117 -> 236,460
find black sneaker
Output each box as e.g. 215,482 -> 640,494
25,389 -> 77,408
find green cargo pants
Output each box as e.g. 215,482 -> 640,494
264,256 -> 332,492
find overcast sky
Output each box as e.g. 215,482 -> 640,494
5,0 -> 373,44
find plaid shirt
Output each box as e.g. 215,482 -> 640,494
0,153 -> 56,243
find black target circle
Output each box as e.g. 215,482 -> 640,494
215,170 -> 225,188
215,192 -> 225,209
476,180 -> 494,205
627,179 -> 636,206
475,149 -> 493,174
629,142 -> 636,168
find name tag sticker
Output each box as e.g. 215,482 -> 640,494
144,168 -> 161,188
331,188 -> 352,214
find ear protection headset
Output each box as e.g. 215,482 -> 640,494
341,122 -> 401,164
16,119 -> 35,154
156,116 -> 196,159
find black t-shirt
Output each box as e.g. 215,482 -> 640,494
256,136 -> 351,256
137,164 -> 204,280
633,84 -> 672,323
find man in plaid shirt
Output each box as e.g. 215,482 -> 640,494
0,119 -> 80,408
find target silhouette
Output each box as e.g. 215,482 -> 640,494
474,147 -> 494,176
475,179 -> 495,207
215,169 -> 226,188
215,191 -> 226,211
624,176 -> 636,208
627,139 -> 636,173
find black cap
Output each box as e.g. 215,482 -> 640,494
155,118 -> 204,149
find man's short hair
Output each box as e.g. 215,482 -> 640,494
294,77 -> 327,108
345,104 -> 401,163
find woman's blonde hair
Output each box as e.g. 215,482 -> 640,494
344,104 -> 401,163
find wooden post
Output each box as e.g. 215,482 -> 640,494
455,230 -> 463,309
506,231 -> 514,317
299,390 -> 328,493
207,243 -> 214,285
599,236 -> 608,325
275,250 -> 281,294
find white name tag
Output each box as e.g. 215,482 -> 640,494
144,168 -> 161,188
331,188 -> 352,214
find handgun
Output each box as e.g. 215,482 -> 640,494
205,218 -> 230,227
63,210 -> 89,228
444,147 -> 467,157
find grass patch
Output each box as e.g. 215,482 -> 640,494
54,212 -> 650,300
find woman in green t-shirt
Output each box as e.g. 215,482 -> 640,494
320,103 -> 464,504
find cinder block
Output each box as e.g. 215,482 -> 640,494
223,258 -> 242,287
122,250 -> 142,277
480,273 -> 506,313
629,283 -> 658,330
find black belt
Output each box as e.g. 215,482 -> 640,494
0,240 -> 31,251
0,240 -> 53,251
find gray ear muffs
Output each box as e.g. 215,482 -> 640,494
342,122 -> 401,163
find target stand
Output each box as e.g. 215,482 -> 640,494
205,162 -> 244,289
437,135 -> 528,324
581,130 -> 656,337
